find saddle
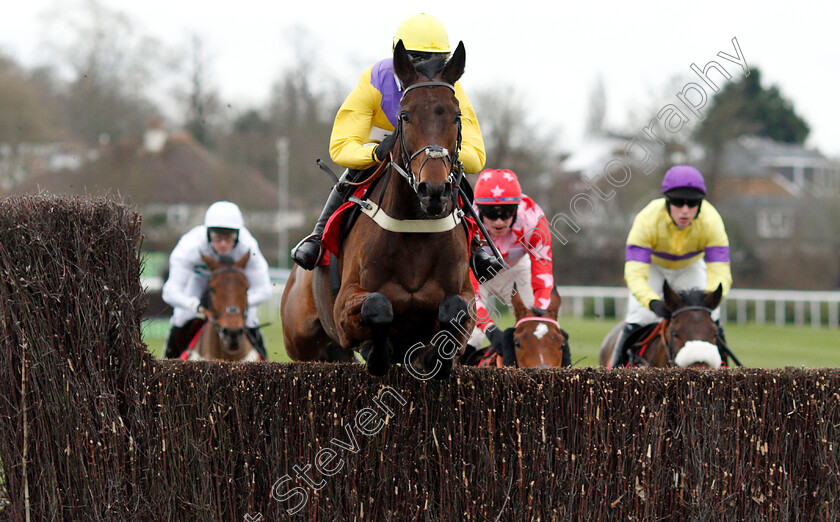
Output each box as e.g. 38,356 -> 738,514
458,346 -> 501,367
620,322 -> 666,367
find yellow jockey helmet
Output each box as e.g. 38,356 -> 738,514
393,13 -> 450,53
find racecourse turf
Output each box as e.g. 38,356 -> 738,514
142,314 -> 840,368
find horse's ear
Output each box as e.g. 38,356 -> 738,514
704,283 -> 723,310
547,288 -> 562,319
510,284 -> 530,321
392,40 -> 418,87
202,253 -> 217,272
662,280 -> 681,311
235,251 -> 250,270
440,41 -> 465,85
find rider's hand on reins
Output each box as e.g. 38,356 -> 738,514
649,300 -> 671,319
373,133 -> 397,163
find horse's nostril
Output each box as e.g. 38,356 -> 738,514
417,182 -> 430,198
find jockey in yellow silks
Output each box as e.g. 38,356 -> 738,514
291,13 -> 496,277
609,165 -> 733,368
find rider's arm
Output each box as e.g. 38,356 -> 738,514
453,82 -> 486,174
240,231 -> 273,307
162,231 -> 203,312
624,212 -> 660,308
328,67 -> 384,171
469,270 -> 495,332
701,203 -> 733,298
521,213 -> 554,310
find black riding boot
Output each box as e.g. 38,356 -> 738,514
247,327 -> 268,360
291,169 -> 359,270
163,318 -> 204,359
163,325 -> 184,359
609,323 -> 638,368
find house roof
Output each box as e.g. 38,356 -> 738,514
562,134 -> 632,182
721,135 -> 831,178
717,176 -> 798,198
9,131 -> 280,210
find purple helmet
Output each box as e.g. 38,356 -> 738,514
661,165 -> 706,199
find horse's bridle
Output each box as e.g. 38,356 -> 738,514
204,265 -> 248,344
663,305 -> 714,366
627,305 -> 715,367
390,80 -> 464,208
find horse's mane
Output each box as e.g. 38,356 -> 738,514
217,254 -> 235,266
413,55 -> 448,81
677,289 -> 708,306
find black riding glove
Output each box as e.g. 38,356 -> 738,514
373,133 -> 397,162
649,299 -> 671,319
486,324 -> 504,351
486,325 -> 516,367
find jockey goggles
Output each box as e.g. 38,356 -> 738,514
667,197 -> 702,209
479,204 -> 518,221
209,228 -> 239,242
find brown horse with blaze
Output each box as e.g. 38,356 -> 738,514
599,281 -> 725,368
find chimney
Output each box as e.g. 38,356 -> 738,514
143,117 -> 168,154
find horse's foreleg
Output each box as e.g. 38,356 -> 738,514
420,294 -> 471,380
339,290 -> 394,376
360,293 -> 394,376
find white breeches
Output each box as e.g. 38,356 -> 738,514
624,259 -> 720,326
468,255 -> 533,348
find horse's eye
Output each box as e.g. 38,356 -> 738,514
400,111 -> 410,123
514,339 -> 522,350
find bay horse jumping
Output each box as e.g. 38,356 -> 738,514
187,253 -> 261,362
282,40 -> 475,377
599,281 -> 724,368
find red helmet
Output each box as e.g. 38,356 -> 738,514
474,169 -> 522,205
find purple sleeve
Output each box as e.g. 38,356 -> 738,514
704,246 -> 730,263
626,244 -> 652,263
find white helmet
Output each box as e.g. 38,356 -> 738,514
204,201 -> 244,230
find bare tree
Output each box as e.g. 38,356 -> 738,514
179,34 -> 221,149
0,54 -> 60,191
42,0 -> 166,143
585,75 -> 606,137
472,84 -> 563,209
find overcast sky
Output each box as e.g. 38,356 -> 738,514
2,0 -> 839,157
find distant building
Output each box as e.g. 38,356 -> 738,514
715,136 -> 840,289
7,125 -> 304,264
0,141 -> 94,193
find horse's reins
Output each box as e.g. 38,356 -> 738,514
652,305 -> 714,366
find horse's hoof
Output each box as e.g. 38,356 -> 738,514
361,293 -> 393,327
366,341 -> 392,377
367,357 -> 390,377
359,342 -> 373,362
423,349 -> 453,380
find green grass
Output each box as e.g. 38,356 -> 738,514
142,313 -> 840,369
